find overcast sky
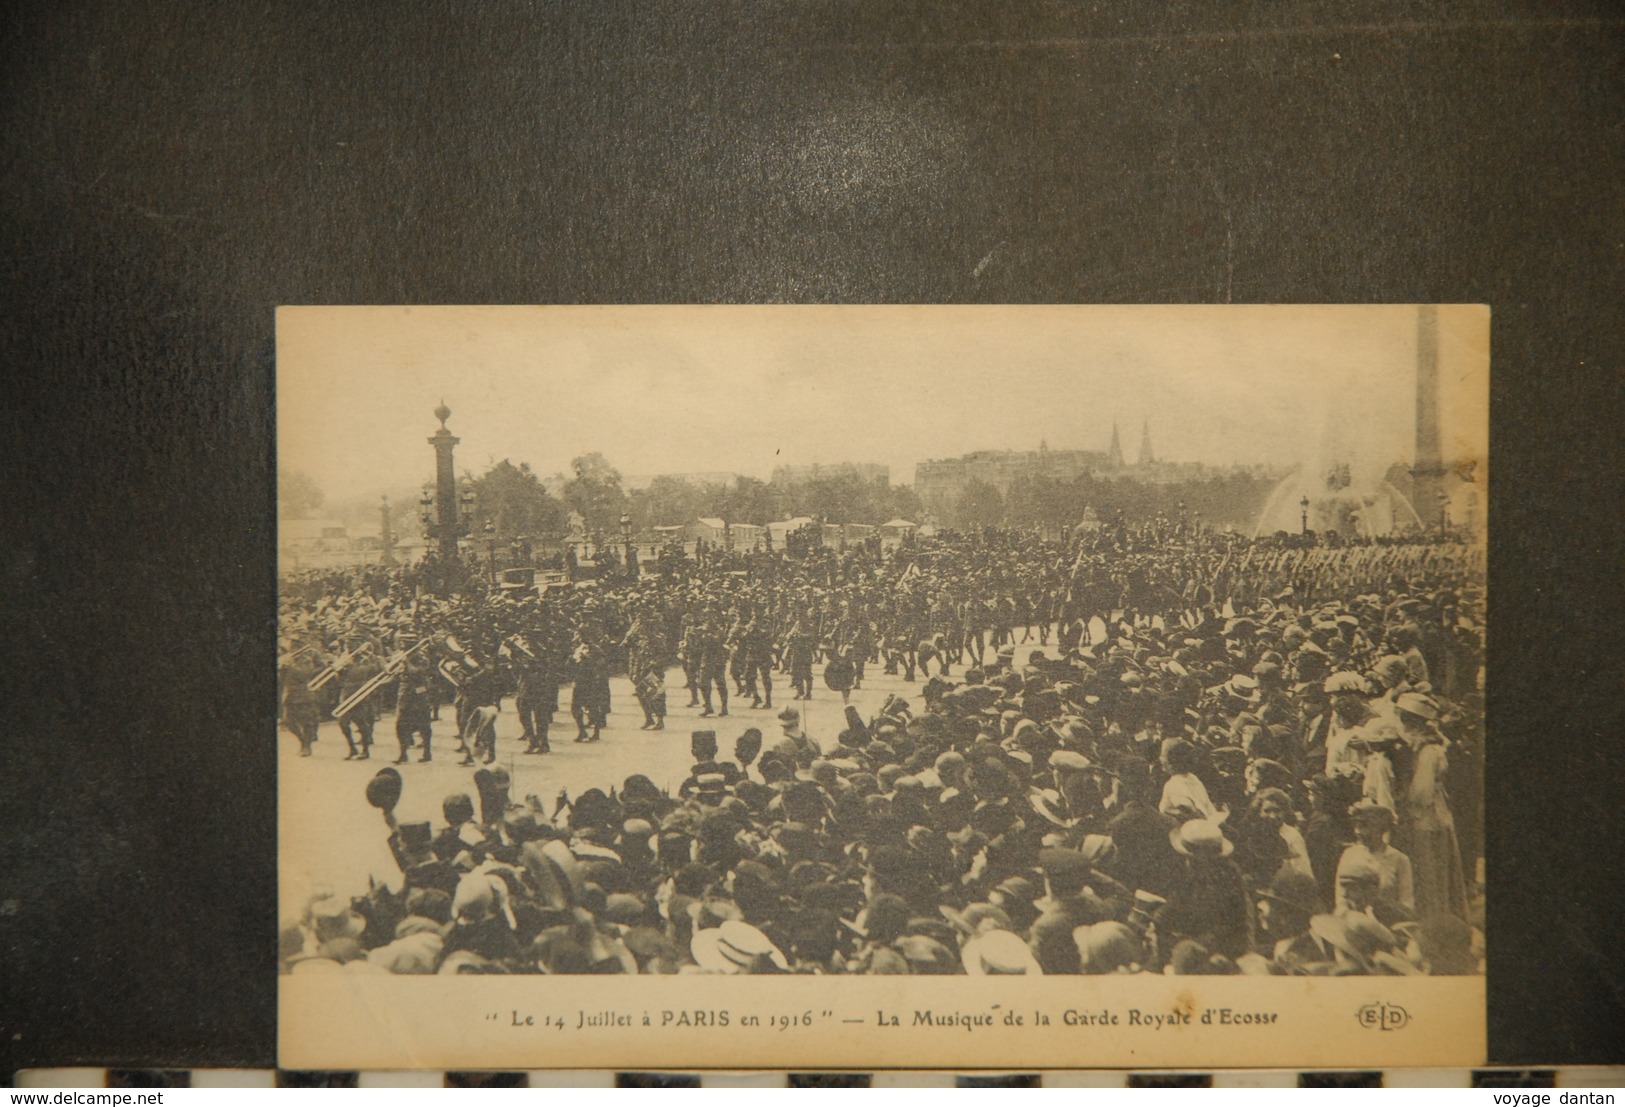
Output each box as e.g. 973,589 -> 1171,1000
278,305 -> 1488,504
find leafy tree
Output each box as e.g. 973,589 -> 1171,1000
562,451 -> 629,534
630,475 -> 707,529
708,476 -> 779,525
466,459 -> 568,541
277,466 -> 325,518
955,479 -> 1006,528
781,472 -> 905,525
1007,474 -> 1075,531
882,484 -> 923,523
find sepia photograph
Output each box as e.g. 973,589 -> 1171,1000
276,304 -> 1488,1071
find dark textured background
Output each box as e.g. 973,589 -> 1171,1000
2,0 -> 1621,1074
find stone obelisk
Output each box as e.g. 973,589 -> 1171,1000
1411,305 -> 1447,528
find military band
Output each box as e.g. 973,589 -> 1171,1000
282,521 -> 1486,979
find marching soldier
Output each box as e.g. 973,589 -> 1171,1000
784,618 -> 816,700
394,637 -> 435,763
458,659 -> 505,766
278,645 -> 323,757
726,612 -> 751,698
639,668 -> 668,730
622,605 -> 669,730
677,616 -> 702,708
847,613 -> 874,691
740,616 -> 774,709
334,638 -> 383,760
693,614 -> 729,717
514,649 -> 552,754
570,632 -> 611,742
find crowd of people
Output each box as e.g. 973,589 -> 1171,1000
280,523 -> 1485,978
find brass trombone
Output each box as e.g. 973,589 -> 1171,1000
308,640 -> 373,692
332,638 -> 429,719
277,640 -> 321,667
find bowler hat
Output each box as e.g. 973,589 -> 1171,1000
366,768 -> 403,811
1038,846 -> 1091,880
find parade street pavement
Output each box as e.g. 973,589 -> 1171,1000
278,639 -> 1064,918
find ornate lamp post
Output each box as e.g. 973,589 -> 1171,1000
419,484 -> 435,542
458,489 -> 475,553
1300,495 -> 1311,535
621,512 -> 637,578
484,520 -> 497,582
379,495 -> 396,566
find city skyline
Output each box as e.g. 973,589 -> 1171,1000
278,305 -> 1487,505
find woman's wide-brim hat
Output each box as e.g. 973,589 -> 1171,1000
1347,799 -> 1398,827
1394,691 -> 1441,720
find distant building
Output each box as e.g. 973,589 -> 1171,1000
912,428 -> 1278,518
278,518 -> 387,572
729,522 -> 765,549
765,516 -> 817,546
686,517 -> 729,544
770,461 -> 889,486
913,441 -> 1111,518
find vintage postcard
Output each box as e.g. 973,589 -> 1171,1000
277,305 -> 1487,1071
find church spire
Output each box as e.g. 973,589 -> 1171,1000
1138,418 -> 1155,466
1107,421 -> 1125,468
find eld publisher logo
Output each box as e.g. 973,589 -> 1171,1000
1356,1002 -> 1411,1031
